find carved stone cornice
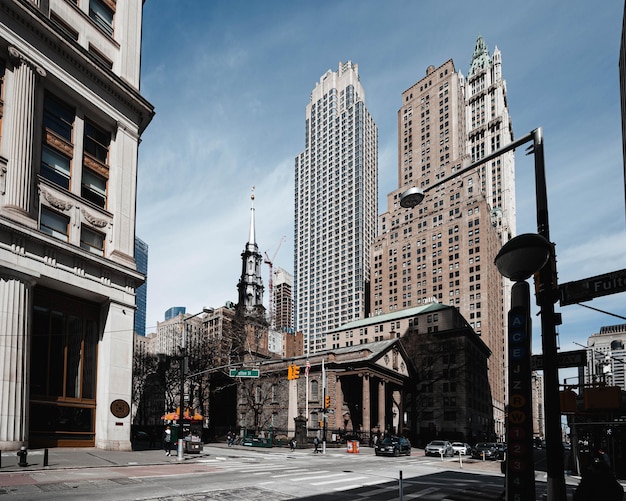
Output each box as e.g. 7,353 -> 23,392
81,209 -> 108,228
41,187 -> 73,211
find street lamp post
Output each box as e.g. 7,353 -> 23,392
401,127 -> 566,501
496,233 -> 552,500
177,307 -> 213,461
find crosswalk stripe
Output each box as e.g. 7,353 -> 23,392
310,475 -> 368,486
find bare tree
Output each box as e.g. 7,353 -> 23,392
238,374 -> 282,434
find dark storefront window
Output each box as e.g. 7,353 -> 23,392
30,288 -> 99,447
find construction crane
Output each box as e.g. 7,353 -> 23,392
264,235 -> 286,329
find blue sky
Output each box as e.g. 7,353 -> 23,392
136,1 -> 626,365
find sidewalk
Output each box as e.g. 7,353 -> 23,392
0,442 -> 504,474
0,443 -> 253,474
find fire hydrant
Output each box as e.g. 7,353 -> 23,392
17,446 -> 28,467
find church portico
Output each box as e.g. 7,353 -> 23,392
235,338 -> 413,442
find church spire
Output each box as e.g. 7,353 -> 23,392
247,186 -> 256,249
237,187 -> 265,312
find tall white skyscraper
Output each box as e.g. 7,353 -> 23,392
294,61 -> 378,354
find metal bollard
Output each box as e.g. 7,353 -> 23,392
17,446 -> 28,467
44,448 -> 49,467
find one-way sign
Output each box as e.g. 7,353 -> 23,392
531,349 -> 587,370
560,269 -> 626,306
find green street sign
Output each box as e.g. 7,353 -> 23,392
229,369 -> 260,378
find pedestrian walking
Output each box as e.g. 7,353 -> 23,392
289,437 -> 297,451
313,436 -> 320,454
574,455 -> 623,501
163,425 -> 173,456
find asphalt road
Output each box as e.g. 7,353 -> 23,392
0,446 -> 582,501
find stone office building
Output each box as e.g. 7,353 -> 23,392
0,0 -> 153,449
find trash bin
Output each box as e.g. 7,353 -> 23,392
347,440 -> 360,454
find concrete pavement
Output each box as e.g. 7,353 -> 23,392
0,442 -> 503,474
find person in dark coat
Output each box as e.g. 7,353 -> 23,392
573,456 -> 623,501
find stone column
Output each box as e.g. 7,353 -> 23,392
334,376 -> 343,431
393,389 -> 402,435
378,379 -> 386,430
361,373 -> 370,436
4,47 -> 46,217
0,271 -> 35,449
287,378 -> 298,436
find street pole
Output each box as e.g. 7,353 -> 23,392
531,129 -> 566,501
177,321 -> 186,460
176,308 -> 212,461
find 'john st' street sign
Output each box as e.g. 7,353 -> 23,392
560,269 -> 626,306
229,369 -> 260,378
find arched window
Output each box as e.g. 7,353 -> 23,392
310,380 -> 319,400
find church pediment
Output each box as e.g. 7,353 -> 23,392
374,345 -> 410,377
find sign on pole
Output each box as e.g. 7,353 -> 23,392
531,349 -> 587,370
229,369 -> 260,378
560,269 -> 626,306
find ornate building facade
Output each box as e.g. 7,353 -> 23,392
0,0 -> 153,449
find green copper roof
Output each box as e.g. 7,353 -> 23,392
468,35 -> 492,77
327,302 -> 449,333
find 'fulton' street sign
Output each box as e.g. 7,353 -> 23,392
560,269 -> 626,306
229,369 -> 260,378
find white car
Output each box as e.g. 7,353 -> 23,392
425,440 -> 454,457
451,442 -> 471,455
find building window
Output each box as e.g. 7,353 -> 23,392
89,0 -> 115,36
80,227 -> 104,255
40,207 -> 69,241
41,146 -> 71,189
81,168 -> 107,208
41,93 -> 74,189
310,379 -> 319,400
84,121 -> 109,164
81,120 -> 109,208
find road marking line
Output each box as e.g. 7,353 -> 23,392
288,472 -> 339,481
311,475 -> 368,486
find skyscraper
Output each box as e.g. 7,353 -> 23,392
295,61 -> 378,354
370,37 -> 514,440
273,266 -> 293,332
134,237 -> 149,336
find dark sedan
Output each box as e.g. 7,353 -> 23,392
472,442 -> 499,460
375,436 -> 412,456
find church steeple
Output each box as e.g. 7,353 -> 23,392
237,187 -> 265,312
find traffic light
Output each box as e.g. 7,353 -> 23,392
287,364 -> 294,380
292,364 -> 300,379
324,395 -> 330,408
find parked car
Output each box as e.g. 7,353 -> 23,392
472,442 -> 499,460
495,442 -> 507,459
451,442 -> 472,455
425,440 -> 454,457
374,436 -> 412,456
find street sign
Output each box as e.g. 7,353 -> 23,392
560,268 -> 626,306
229,369 -> 260,378
531,349 -> 587,370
